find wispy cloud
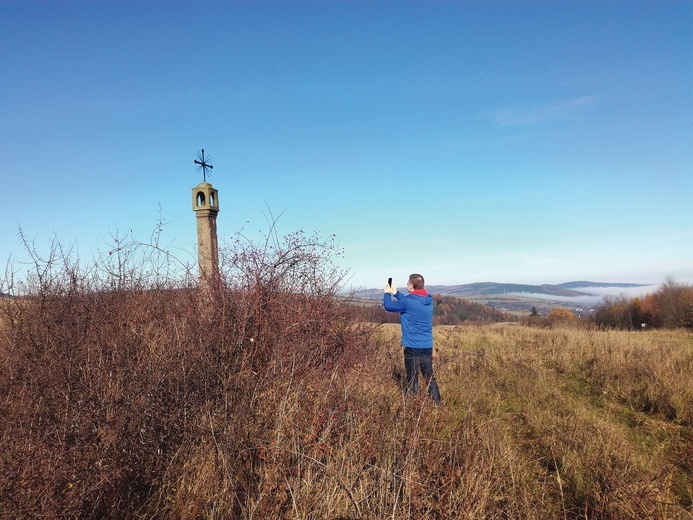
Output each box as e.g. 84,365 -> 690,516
482,96 -> 596,126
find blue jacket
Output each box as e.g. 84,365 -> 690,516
383,291 -> 434,349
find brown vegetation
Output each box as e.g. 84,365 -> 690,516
595,278 -> 693,330
1,236 -> 691,518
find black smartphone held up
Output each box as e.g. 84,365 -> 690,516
387,277 -> 392,287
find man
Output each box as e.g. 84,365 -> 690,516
383,273 -> 441,403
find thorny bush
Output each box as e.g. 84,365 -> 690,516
0,227 -> 375,518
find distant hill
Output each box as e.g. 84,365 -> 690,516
429,281 -> 650,298
347,281 -> 651,302
556,281 -> 646,290
428,282 -> 584,297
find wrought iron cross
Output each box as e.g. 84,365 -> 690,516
194,149 -> 213,182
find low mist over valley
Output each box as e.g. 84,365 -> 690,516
350,281 -> 657,315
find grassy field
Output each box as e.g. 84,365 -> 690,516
1,291 -> 691,518
357,323 -> 693,519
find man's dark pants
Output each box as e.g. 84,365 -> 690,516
403,347 -> 441,403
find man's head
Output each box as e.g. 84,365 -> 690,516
408,273 -> 425,291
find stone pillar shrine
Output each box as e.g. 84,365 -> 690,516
192,150 -> 219,292
192,149 -> 220,293
192,181 -> 220,291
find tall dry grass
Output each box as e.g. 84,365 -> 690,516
431,324 -> 692,518
1,234 -> 691,517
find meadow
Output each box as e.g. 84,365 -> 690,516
1,292 -> 690,518
1,234 -> 691,518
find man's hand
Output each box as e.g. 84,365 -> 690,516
384,283 -> 397,295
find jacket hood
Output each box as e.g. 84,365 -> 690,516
412,293 -> 433,305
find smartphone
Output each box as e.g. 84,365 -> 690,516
387,277 -> 392,287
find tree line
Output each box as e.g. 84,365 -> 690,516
593,278 -> 693,330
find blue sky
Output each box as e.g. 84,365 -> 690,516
2,0 -> 691,290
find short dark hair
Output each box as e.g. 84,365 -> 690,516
408,273 -> 425,290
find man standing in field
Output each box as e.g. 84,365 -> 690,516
384,273 -> 441,403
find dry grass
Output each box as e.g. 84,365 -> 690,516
429,324 -> 692,518
1,241 -> 691,518
1,294 -> 692,519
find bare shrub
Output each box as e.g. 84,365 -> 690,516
547,307 -> 575,327
0,224 -> 375,518
651,277 -> 693,329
